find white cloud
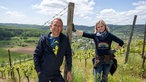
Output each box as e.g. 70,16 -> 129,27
0,6 -> 8,10
0,10 -> 27,24
32,0 -> 68,16
96,9 -> 132,24
96,1 -> 146,25
0,5 -> 28,24
74,0 -> 95,17
6,11 -> 26,19
33,0 -> 95,19
6,11 -> 26,21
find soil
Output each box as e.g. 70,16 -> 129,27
9,47 -> 35,55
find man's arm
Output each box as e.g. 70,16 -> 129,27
33,35 -> 44,74
65,37 -> 72,71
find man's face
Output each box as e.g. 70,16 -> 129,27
50,19 -> 63,35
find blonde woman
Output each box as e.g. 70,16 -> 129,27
73,19 -> 124,82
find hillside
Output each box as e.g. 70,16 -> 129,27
0,23 -> 145,40
0,23 -> 45,28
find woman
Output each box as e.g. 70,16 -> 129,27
73,19 -> 124,82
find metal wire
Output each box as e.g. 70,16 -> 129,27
43,6 -> 68,26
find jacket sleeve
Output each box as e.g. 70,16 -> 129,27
33,35 -> 45,73
82,32 -> 95,39
65,37 -> 72,71
111,33 -> 124,46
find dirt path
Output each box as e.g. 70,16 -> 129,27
9,47 -> 35,55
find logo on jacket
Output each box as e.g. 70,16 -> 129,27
98,42 -> 109,49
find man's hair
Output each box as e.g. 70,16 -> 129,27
51,18 -> 63,27
50,18 -> 63,32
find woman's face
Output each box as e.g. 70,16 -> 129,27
96,23 -> 105,33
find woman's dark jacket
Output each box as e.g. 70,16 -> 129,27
83,32 -> 124,56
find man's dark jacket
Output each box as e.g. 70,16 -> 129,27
33,33 -> 72,76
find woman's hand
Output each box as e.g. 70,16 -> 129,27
76,30 -> 83,36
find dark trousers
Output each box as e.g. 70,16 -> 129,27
38,72 -> 65,82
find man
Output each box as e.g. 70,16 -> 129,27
33,18 -> 72,82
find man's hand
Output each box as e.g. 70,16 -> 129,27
72,23 -> 76,32
67,71 -> 72,82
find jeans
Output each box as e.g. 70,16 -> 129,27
94,59 -> 113,82
38,72 -> 65,82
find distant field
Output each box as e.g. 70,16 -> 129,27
9,47 -> 35,55
0,48 -> 32,64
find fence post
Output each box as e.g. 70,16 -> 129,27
142,23 -> 146,68
8,49 -> 15,79
125,15 -> 137,64
64,2 -> 74,82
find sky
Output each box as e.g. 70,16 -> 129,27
0,0 -> 146,26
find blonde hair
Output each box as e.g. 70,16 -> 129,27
94,19 -> 110,33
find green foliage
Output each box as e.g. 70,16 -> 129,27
72,67 -> 86,82
108,53 -> 146,82
0,26 -> 48,40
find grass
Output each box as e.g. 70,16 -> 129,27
71,53 -> 146,82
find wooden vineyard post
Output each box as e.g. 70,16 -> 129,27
64,2 -> 74,82
8,49 -> 12,70
125,15 -> 137,64
142,23 -> 146,68
8,49 -> 14,79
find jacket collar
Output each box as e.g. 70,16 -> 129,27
45,32 -> 64,56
